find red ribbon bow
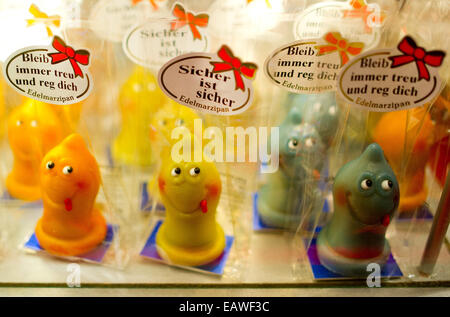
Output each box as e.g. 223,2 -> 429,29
388,36 -> 446,81
315,32 -> 364,66
47,36 -> 89,78
170,4 -> 209,40
210,45 -> 257,91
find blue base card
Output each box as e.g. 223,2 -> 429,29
253,192 -> 330,232
24,224 -> 117,263
140,182 -> 166,213
1,190 -> 43,209
396,204 -> 433,221
140,220 -> 234,276
306,235 -> 403,280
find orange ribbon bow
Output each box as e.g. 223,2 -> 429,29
47,36 -> 90,78
315,32 -> 364,66
343,0 -> 385,33
247,0 -> 272,8
131,0 -> 164,11
170,3 -> 209,40
26,4 -> 60,37
210,45 -> 257,91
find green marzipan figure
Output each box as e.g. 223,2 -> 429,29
317,143 -> 400,276
257,106 -> 325,229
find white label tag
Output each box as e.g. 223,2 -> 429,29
293,1 -> 382,51
123,2 -> 209,71
3,36 -> 93,105
265,33 -> 363,93
208,0 -> 283,37
337,36 -> 446,112
158,45 -> 258,116
89,0 -> 166,43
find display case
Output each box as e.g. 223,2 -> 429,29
0,0 -> 448,296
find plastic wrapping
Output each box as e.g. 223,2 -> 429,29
293,0 -> 449,281
0,0 -> 447,288
0,1 -> 141,269
375,0 -> 450,280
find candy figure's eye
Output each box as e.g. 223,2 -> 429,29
361,179 -> 373,190
16,120 -> 23,126
46,161 -> 55,169
175,119 -> 184,126
160,120 -> 167,126
304,137 -> 316,148
171,167 -> 181,176
62,166 -> 73,174
288,138 -> 299,150
132,83 -> 142,92
381,179 -> 393,191
189,167 -> 200,176
328,106 -> 337,115
30,120 -> 38,127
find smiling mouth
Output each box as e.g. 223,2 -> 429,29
165,194 -> 204,215
42,184 -> 77,212
345,192 -> 390,227
346,192 -> 366,224
64,198 -> 72,211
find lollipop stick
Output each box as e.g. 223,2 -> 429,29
419,171 -> 450,275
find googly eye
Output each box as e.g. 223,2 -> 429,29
189,167 -> 200,176
361,179 -> 373,190
305,137 -> 316,148
381,179 -> 393,191
171,167 -> 181,176
16,120 -> 23,126
328,106 -> 336,115
288,138 -> 299,150
175,119 -> 184,126
132,83 -> 141,92
46,161 -> 55,169
62,166 -> 73,174
30,120 -> 38,127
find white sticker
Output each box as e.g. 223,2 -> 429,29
293,0 -> 383,51
264,33 -> 364,93
123,2 -> 209,71
208,0 -> 283,37
3,36 -> 93,105
337,36 -> 446,112
158,45 -> 258,116
89,0 -> 165,43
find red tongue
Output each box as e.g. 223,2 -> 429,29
200,199 -> 208,213
64,198 -> 72,211
382,214 -> 390,227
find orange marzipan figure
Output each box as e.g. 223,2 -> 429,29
35,133 -> 107,256
6,99 -> 67,201
373,109 -> 434,212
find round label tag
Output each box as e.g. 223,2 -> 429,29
123,2 -> 209,71
3,36 -> 93,105
158,46 -> 258,116
265,35 -> 361,93
89,0 -> 162,43
293,1 -> 382,51
337,36 -> 446,111
123,20 -> 208,71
